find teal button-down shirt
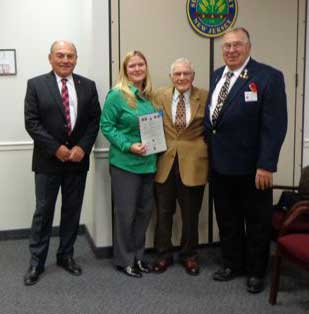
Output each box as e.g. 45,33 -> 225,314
100,86 -> 157,174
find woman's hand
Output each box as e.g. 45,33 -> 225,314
130,143 -> 147,156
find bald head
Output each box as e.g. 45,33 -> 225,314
50,40 -> 77,55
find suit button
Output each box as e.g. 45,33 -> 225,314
212,129 -> 216,134
65,141 -> 69,145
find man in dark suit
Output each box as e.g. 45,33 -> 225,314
24,40 -> 101,285
204,28 -> 287,293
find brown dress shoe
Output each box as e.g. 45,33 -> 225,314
152,257 -> 173,273
183,258 -> 200,276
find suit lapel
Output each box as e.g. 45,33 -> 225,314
45,71 -> 66,119
215,59 -> 256,125
161,87 -> 174,124
73,74 -> 82,120
206,69 -> 224,125
188,86 -> 201,126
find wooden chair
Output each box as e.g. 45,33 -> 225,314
269,200 -> 309,305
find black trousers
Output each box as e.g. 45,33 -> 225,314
29,172 -> 87,269
212,171 -> 272,277
155,157 -> 205,259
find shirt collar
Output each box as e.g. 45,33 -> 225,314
128,84 -> 140,95
173,88 -> 191,102
54,72 -> 74,85
223,56 -> 251,78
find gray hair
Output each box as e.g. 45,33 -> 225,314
170,58 -> 195,75
50,40 -> 77,55
223,27 -> 251,44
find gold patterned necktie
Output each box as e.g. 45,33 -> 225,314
212,71 -> 234,125
175,93 -> 186,131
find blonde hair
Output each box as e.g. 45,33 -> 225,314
115,51 -> 153,107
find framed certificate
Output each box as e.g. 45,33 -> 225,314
139,112 -> 167,156
0,49 -> 17,75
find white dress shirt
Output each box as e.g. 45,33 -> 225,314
55,73 -> 78,129
172,88 -> 191,126
209,56 -> 251,123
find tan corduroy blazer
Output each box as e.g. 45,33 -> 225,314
153,86 -> 209,187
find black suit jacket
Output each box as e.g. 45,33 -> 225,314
204,58 -> 287,176
25,71 -> 101,174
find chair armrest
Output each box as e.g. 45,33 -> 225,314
279,201 -> 309,236
272,185 -> 298,191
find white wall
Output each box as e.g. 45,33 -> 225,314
0,0 -> 308,250
0,0 -> 93,142
0,0 -> 111,246
87,0 -> 112,247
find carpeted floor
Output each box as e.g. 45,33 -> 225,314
0,236 -> 308,314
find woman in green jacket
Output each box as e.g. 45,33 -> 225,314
100,51 -> 156,278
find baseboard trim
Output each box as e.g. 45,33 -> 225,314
0,225 -> 220,258
84,226 -> 113,258
83,227 -> 220,259
0,225 -> 86,241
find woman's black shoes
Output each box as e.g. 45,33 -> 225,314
136,260 -> 151,273
116,265 -> 142,278
116,260 -> 151,278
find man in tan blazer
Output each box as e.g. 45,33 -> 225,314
153,58 -> 208,276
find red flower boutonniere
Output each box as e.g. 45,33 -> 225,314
249,82 -> 258,93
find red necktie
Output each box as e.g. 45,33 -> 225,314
61,78 -> 72,135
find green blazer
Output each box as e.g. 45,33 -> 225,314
100,86 -> 157,174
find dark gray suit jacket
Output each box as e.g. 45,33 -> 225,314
25,71 -> 101,174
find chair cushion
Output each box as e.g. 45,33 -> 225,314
278,234 -> 309,264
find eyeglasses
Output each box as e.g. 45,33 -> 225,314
222,41 -> 247,51
172,71 -> 193,78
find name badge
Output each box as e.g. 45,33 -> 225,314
244,91 -> 258,102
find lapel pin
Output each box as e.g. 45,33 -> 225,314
240,69 -> 248,79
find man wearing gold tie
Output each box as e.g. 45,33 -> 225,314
204,28 -> 287,293
152,58 -> 208,276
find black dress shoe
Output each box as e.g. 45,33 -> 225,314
24,266 -> 44,286
212,267 -> 242,281
57,257 -> 82,276
247,277 -> 264,293
117,265 -> 142,278
152,257 -> 173,273
182,257 -> 200,276
135,260 -> 151,273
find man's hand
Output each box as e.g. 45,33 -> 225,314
255,168 -> 273,190
55,145 -> 71,162
130,143 -> 147,156
69,145 -> 85,162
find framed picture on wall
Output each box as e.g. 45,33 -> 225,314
0,49 -> 17,75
